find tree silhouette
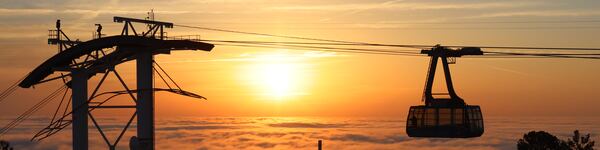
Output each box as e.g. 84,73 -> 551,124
567,130 -> 595,150
0,140 -> 13,150
517,131 -> 569,150
518,130 -> 596,150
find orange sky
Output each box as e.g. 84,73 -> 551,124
1,0 -> 600,117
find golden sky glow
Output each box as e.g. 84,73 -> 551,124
239,52 -> 310,100
4,1 -> 600,150
0,0 -> 600,118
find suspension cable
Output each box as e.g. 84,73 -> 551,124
208,40 -> 423,55
213,43 -> 424,56
153,61 -> 182,90
0,85 -> 67,137
175,24 -> 600,51
0,75 -> 28,105
208,40 -> 600,59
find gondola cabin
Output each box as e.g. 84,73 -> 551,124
406,105 -> 483,138
406,46 -> 484,138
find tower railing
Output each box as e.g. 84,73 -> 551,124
165,35 -> 202,41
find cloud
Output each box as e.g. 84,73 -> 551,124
3,114 -> 599,149
464,10 -> 600,19
328,133 -> 411,144
157,125 -> 241,131
158,51 -> 341,64
344,0 -> 405,15
483,64 -> 530,77
268,122 -> 347,128
0,8 -> 55,15
0,8 -> 223,17
255,142 -> 277,148
268,2 -> 537,12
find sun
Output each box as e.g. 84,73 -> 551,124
240,52 -> 307,101
259,63 -> 295,99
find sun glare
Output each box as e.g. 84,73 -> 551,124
260,63 -> 295,99
241,52 -> 309,101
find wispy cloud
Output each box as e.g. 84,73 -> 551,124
465,10 -> 600,19
0,8 -> 221,17
158,51 -> 341,64
345,0 -> 405,15
0,8 -> 55,15
328,133 -> 410,144
268,122 -> 347,128
157,125 -> 242,131
268,2 -> 538,11
479,63 -> 531,77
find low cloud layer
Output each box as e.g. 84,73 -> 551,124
267,122 -> 348,128
1,116 -> 599,149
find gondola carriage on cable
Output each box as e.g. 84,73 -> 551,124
406,45 -> 484,138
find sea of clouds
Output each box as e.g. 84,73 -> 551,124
1,116 -> 599,150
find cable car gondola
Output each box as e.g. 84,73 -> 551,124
406,46 -> 484,138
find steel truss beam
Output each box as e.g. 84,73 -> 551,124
22,16 -> 213,150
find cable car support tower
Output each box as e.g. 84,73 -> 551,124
16,16 -> 214,150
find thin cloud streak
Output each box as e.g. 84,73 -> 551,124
483,64 -> 530,77
0,8 -> 226,17
317,0 -> 405,22
0,8 -> 55,14
157,51 -> 342,64
464,10 -> 600,19
268,2 -> 539,11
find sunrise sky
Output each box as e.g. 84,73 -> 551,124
1,0 -> 600,118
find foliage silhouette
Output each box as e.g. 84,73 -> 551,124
567,130 -> 595,150
518,130 -> 596,150
0,140 -> 13,150
518,131 -> 569,150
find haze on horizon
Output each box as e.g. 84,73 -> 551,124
1,0 -> 600,118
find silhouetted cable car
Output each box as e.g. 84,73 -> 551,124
406,46 -> 484,138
